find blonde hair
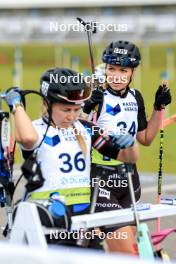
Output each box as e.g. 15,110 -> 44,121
102,64 -> 109,90
72,124 -> 87,159
41,100 -> 48,116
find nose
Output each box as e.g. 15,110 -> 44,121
115,73 -> 125,84
66,111 -> 76,122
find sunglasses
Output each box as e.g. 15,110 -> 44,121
56,85 -> 92,103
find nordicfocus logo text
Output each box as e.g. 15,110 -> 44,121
92,178 -> 128,188
50,229 -> 128,240
49,21 -> 128,33
49,73 -> 128,85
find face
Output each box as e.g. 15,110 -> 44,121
51,103 -> 81,128
105,64 -> 133,92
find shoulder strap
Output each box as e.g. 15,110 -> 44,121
128,88 -> 136,97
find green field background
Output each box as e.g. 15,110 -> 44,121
0,42 -> 175,173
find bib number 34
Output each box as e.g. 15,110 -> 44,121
117,121 -> 136,137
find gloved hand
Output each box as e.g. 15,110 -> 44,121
154,85 -> 171,111
5,87 -> 23,113
83,88 -> 104,114
109,132 -> 135,149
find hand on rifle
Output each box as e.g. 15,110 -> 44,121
4,87 -> 24,114
83,88 -> 104,114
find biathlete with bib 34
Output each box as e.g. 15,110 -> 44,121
83,40 -> 172,254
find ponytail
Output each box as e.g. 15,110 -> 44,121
73,125 -> 87,159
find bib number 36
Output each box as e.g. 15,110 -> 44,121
58,151 -> 86,173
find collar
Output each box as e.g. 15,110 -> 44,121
42,115 -> 49,125
107,86 -> 129,98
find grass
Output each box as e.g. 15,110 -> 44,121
0,42 -> 175,173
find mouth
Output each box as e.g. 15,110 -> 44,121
112,78 -> 124,83
56,122 -> 73,128
111,82 -> 124,87
62,122 -> 74,126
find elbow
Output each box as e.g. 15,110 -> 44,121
16,134 -> 38,149
143,140 -> 152,146
139,137 -> 152,146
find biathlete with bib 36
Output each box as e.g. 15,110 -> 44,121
3,67 -> 139,246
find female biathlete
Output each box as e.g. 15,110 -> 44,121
83,40 -> 172,254
4,67 -> 138,246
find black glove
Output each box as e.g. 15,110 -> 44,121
154,85 -> 171,111
83,88 -> 104,114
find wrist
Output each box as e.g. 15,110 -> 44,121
12,102 -> 24,114
83,101 -> 96,114
154,103 -> 162,111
